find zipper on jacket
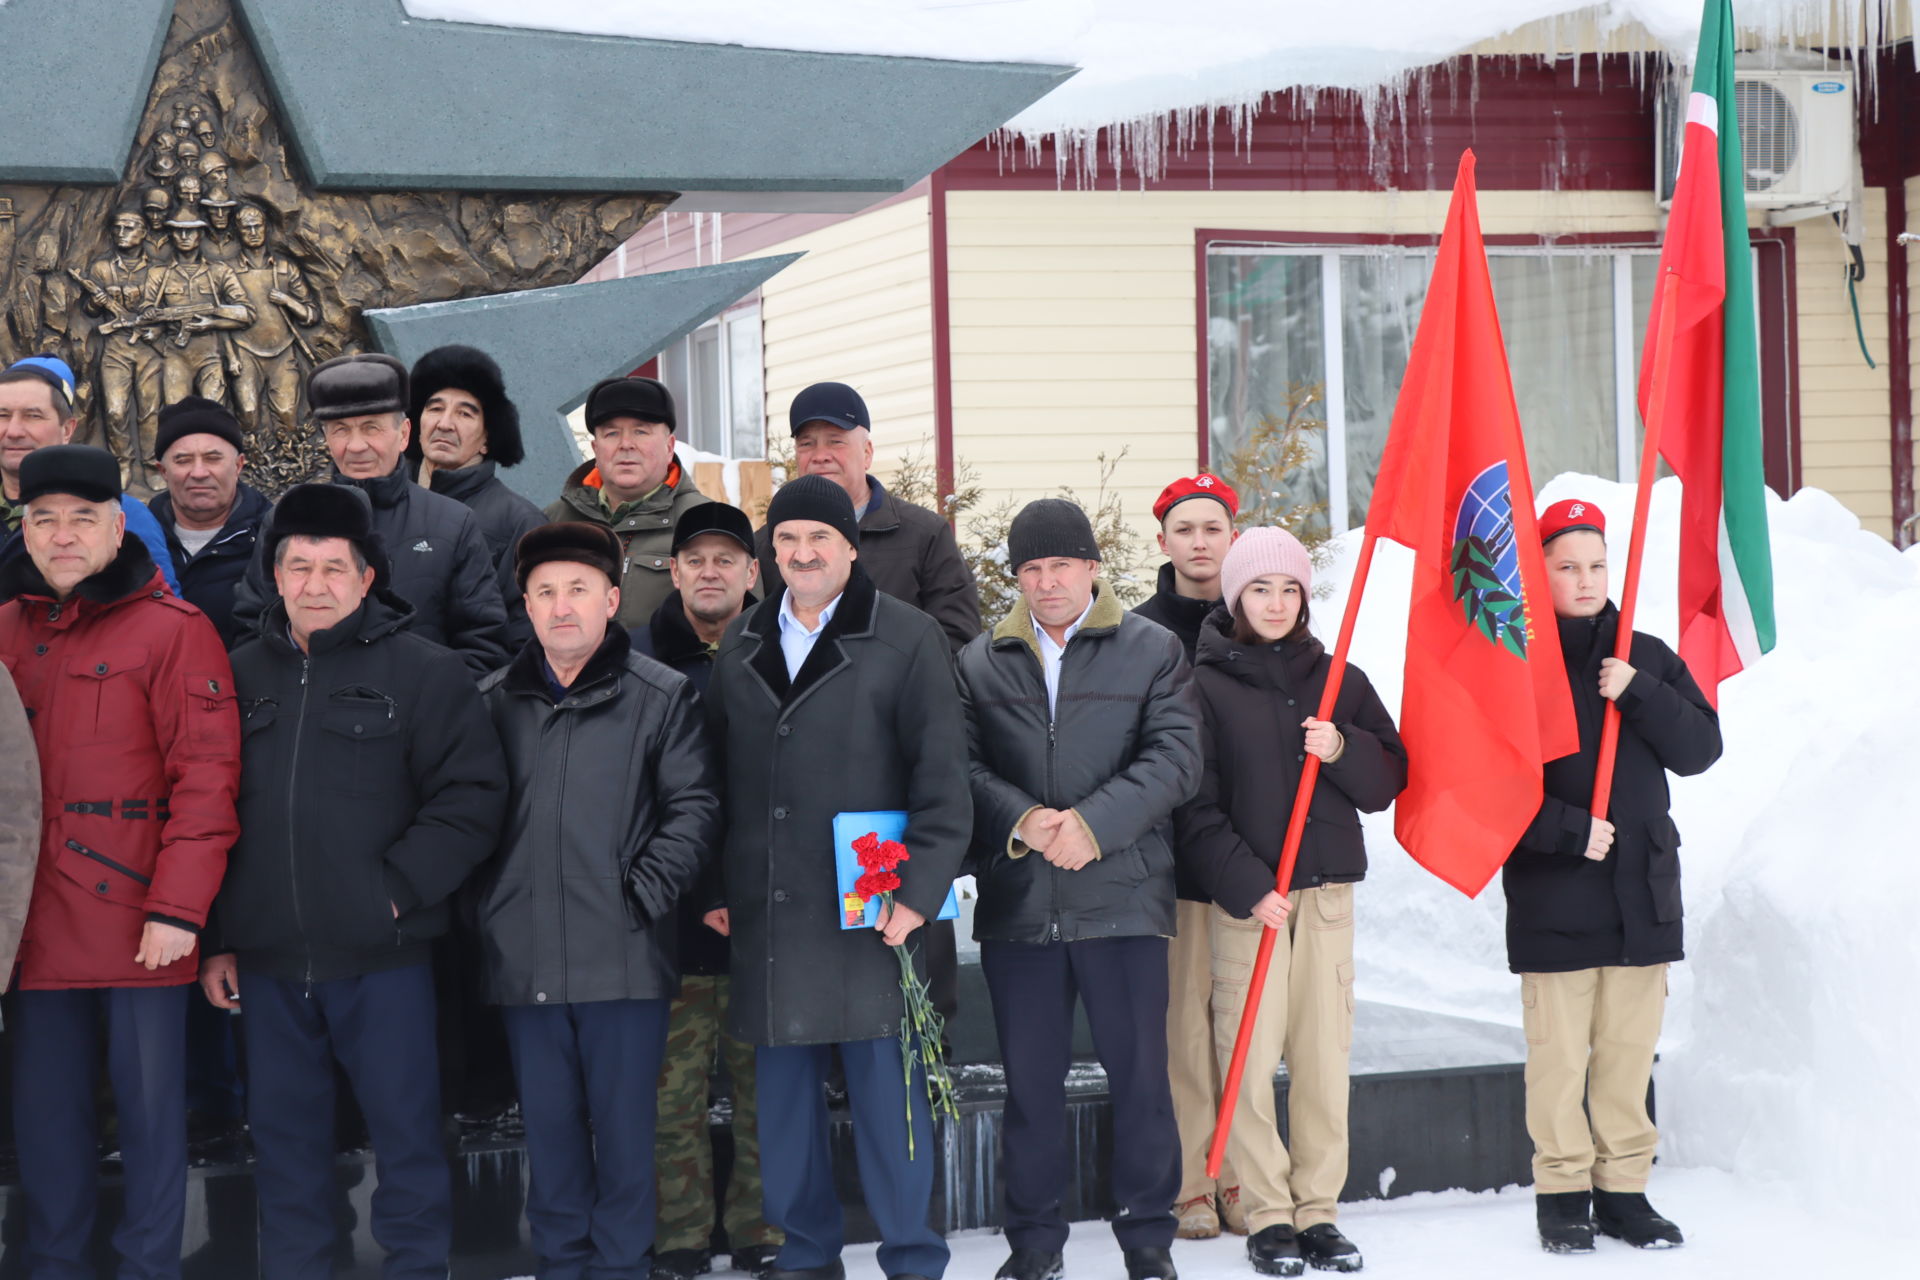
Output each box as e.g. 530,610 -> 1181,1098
286,652 -> 314,994
66,839 -> 152,886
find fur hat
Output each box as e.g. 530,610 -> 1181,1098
515,522 -> 623,593
19,445 -> 119,505
308,353 -> 407,422
405,344 -> 523,468
263,483 -> 388,581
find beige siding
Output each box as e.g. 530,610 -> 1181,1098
1794,186 -> 1894,534
733,198 -> 936,478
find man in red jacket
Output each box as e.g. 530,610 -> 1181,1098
0,444 -> 239,1280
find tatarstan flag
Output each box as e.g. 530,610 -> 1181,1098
1640,0 -> 1777,703
1365,151 -> 1579,897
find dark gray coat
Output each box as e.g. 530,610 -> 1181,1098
474,626 -> 719,1007
427,460 -> 546,653
957,583 -> 1202,945
707,565 -> 970,1046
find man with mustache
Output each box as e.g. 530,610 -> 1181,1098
145,397 -> 270,650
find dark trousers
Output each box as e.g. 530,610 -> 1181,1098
10,985 -> 189,1280
981,936 -> 1179,1253
185,992 -> 243,1120
502,998 -> 671,1280
756,1037 -> 948,1280
240,964 -> 450,1280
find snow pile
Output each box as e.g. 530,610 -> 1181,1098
1321,473 -> 1920,1221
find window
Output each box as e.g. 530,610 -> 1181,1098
1205,241 -> 1677,537
657,298 -> 765,459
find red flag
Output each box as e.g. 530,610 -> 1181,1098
1366,151 -> 1579,896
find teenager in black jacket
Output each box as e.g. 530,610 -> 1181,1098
1510,499 -> 1721,1256
1175,528 -> 1406,1277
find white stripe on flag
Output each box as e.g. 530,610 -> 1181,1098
1687,91 -> 1719,134
1717,508 -> 1762,669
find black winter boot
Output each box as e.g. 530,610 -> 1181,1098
1593,1189 -> 1684,1249
995,1249 -> 1065,1280
1247,1226 -> 1304,1277
1122,1246 -> 1178,1280
1536,1191 -> 1596,1254
655,1249 -> 712,1280
1295,1224 -> 1363,1273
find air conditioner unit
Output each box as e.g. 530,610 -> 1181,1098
1656,65 -> 1856,210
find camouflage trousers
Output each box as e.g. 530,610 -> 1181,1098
655,974 -> 783,1253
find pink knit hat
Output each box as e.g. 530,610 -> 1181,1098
1220,526 -> 1313,613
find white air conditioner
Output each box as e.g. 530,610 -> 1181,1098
1656,64 -> 1856,210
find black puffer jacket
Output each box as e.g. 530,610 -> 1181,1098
474,626 -> 718,1007
1502,605 -> 1721,974
756,476 -> 982,654
234,466 -> 509,677
426,460 -> 546,653
957,582 -> 1202,944
217,590 -> 508,983
1175,610 -> 1407,917
147,483 -> 272,650
706,565 -> 970,1046
1130,563 -> 1217,661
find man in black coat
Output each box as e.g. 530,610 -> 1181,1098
1128,473 -> 1242,1237
956,498 -> 1202,1280
406,344 -> 546,651
233,353 -> 508,676
632,500 -> 783,1280
708,475 -> 970,1280
144,397 -> 271,649
1504,500 -> 1721,1255
474,521 -> 717,1280
200,483 -> 507,1280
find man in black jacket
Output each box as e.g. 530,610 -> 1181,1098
1505,499 -> 1721,1255
233,353 -> 508,675
201,483 -> 507,1280
633,501 -> 783,1280
1129,474 -> 1242,1238
708,476 -> 970,1280
474,521 -> 717,1280
406,345 -> 545,651
144,397 -> 270,648
956,499 -> 1202,1280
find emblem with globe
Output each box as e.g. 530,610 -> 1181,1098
1450,461 -> 1532,658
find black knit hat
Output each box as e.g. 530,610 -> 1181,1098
263,483 -> 387,581
153,396 -> 245,460
1007,498 -> 1100,571
405,345 -> 523,468
585,376 -> 675,432
19,445 -> 120,505
308,353 -> 407,421
671,501 -> 755,556
765,475 -> 860,549
515,522 -> 624,592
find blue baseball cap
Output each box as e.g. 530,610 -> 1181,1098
788,381 -> 870,435
7,355 -> 77,408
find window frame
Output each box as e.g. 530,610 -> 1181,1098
656,294 -> 767,461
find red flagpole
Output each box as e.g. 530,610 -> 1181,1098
1206,529 -> 1381,1179
1591,272 -> 1680,818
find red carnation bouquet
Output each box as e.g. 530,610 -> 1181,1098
851,830 -> 959,1154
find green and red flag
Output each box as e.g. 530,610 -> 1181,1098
1639,0 -> 1777,703
1363,150 -> 1579,897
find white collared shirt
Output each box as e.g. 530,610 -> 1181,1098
1035,594 -> 1096,717
778,590 -> 843,680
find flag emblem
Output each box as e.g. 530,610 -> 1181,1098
1449,462 -> 1531,658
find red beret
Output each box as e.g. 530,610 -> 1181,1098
1539,498 -> 1607,544
1153,474 -> 1239,523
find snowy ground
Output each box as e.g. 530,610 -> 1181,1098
821,1167 -> 1913,1278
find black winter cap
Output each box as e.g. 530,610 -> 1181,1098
788,381 -> 870,434
406,344 -> 523,468
263,483 -> 388,581
1007,498 -> 1100,571
308,353 -> 407,421
765,474 -> 860,549
586,376 -> 675,432
515,521 -> 624,592
153,396 -> 245,460
671,501 -> 755,556
19,444 -> 120,505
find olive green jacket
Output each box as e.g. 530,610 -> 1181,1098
545,460 -> 707,631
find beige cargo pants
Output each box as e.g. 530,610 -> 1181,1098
1520,964 -> 1668,1193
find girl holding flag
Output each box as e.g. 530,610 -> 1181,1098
1507,498 -> 1722,1256
1175,528 -> 1406,1277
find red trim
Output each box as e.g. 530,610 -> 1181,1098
1890,183 -> 1913,545
929,166 -> 956,503
1192,226 -> 1803,492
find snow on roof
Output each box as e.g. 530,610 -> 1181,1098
405,1 -> 1913,140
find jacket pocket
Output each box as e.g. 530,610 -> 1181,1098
55,838 -> 150,911
1646,815 -> 1683,924
63,648 -> 151,744
183,672 -> 237,750
319,698 -> 401,795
